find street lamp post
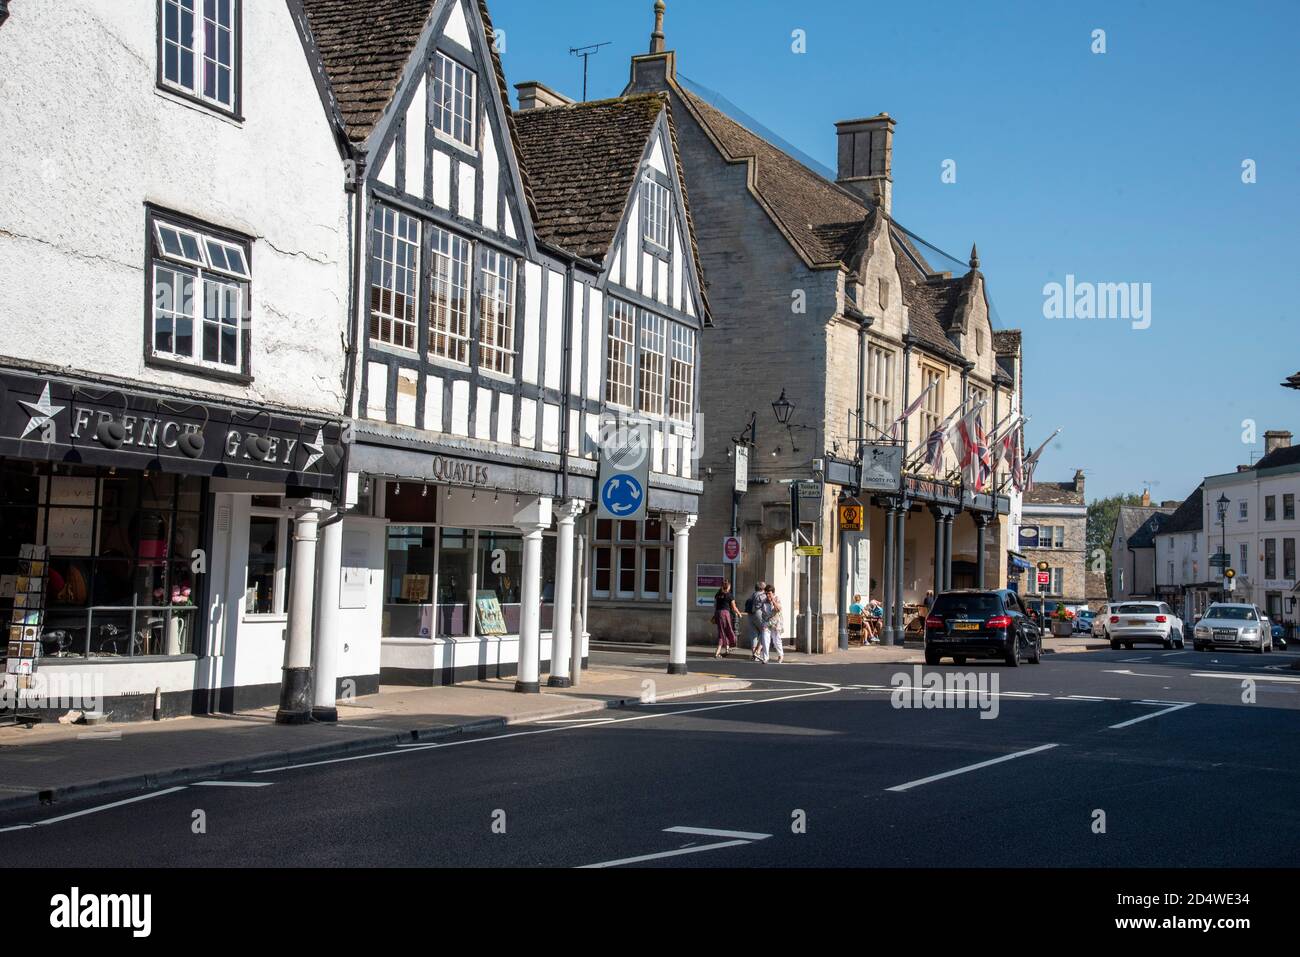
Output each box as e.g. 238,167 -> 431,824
1217,493 -> 1229,601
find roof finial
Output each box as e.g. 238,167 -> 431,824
650,1 -> 666,54
969,243 -> 980,270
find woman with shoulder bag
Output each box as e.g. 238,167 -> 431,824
713,580 -> 740,658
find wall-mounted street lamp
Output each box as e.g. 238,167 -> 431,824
772,389 -> 795,426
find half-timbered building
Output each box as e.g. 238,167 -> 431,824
295,0 -> 708,695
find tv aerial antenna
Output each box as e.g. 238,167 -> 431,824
569,41 -> 611,102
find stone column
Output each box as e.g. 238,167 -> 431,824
547,500 -> 586,688
514,521 -> 547,693
931,506 -> 945,598
975,513 -> 989,589
668,513 -> 697,675
277,499 -> 327,725
311,512 -> 344,721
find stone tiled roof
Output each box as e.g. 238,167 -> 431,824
1118,505 -> 1177,549
1161,485 -> 1204,534
675,84 -> 991,365
513,94 -> 662,261
512,93 -> 709,321
680,90 -> 873,267
1025,481 -> 1084,506
299,0 -> 538,226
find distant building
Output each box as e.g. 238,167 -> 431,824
1112,490 -> 1180,600
1202,430 -> 1299,628
1020,471 -> 1088,607
1152,485 -> 1216,621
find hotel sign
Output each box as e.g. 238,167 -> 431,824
903,476 -> 962,506
1,370 -> 342,490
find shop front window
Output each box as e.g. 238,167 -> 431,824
436,528 -> 474,637
1,462 -> 204,660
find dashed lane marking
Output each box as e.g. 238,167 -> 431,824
1108,701 -> 1195,729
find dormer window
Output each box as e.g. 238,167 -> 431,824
159,0 -> 241,115
433,51 -> 477,148
641,176 -> 670,250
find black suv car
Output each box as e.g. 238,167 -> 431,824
924,589 -> 1042,667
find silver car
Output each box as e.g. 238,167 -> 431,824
1192,603 -> 1274,653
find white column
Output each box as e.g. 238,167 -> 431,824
548,500 -> 586,688
277,499 -> 327,724
311,513 -> 343,721
515,521 -> 547,693
668,513 -> 697,675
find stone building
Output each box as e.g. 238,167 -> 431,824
1111,490 -> 1180,601
619,4 -> 1024,651
1019,471 -> 1088,608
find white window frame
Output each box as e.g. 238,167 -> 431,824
159,0 -> 239,113
605,299 -> 636,409
866,344 -> 895,436
369,205 -> 421,351
429,226 -> 472,364
433,51 -> 477,149
641,175 -> 670,250
638,312 -> 667,416
150,217 -> 249,374
477,248 -> 516,376
1239,500 -> 1249,521
920,367 -> 945,444
668,325 -> 695,422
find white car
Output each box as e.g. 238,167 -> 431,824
1106,601 -> 1185,650
1192,603 -> 1274,653
1093,603 -> 1116,639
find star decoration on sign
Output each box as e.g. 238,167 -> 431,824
19,382 -> 65,440
302,428 -> 326,472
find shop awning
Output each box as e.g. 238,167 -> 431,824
1008,553 -> 1034,572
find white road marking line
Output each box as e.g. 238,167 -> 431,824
254,685 -> 841,774
529,718 -> 619,725
1119,657 -> 1153,663
1108,702 -> 1194,729
578,839 -> 751,868
664,826 -> 772,841
884,743 -> 1060,792
1192,672 -> 1300,683
1104,669 -> 1169,678
1065,695 -> 1120,701
192,781 -> 273,788
0,786 -> 188,833
636,699 -> 754,705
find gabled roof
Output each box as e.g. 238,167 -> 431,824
1160,485 -> 1204,534
992,329 -> 1022,356
513,94 -> 659,260
298,0 -> 537,225
1117,504 -> 1177,549
1025,481 -> 1085,506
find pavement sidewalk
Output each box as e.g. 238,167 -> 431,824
0,664 -> 748,816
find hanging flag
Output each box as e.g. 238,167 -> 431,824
889,378 -> 939,441
954,404 -> 990,492
1011,429 -> 1025,492
1019,429 -> 1061,493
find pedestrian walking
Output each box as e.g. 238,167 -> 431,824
762,584 -> 785,663
712,580 -> 740,658
746,581 -> 768,661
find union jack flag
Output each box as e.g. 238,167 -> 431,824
924,427 -> 946,473
957,408 -> 991,492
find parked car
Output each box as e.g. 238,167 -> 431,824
1074,609 -> 1096,635
924,589 -> 1043,667
1193,603 -> 1273,653
1093,604 -> 1116,639
1106,601 -> 1185,650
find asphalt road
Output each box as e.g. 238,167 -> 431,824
3,644 -> 1299,868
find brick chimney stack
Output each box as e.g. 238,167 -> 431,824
1141,488 -> 1151,507
1074,469 -> 1086,494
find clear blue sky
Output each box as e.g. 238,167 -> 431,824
491,0 -> 1300,503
